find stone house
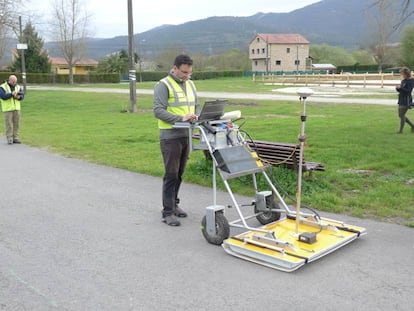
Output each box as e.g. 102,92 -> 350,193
249,33 -> 311,73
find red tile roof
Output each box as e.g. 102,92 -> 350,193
255,34 -> 309,44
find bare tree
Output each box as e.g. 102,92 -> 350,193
50,0 -> 91,84
367,0 -> 401,71
371,0 -> 413,32
0,0 -> 23,64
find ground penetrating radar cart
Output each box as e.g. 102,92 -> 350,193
175,90 -> 366,272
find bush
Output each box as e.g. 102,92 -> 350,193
336,64 -> 394,73
0,70 -> 243,84
0,72 -> 120,84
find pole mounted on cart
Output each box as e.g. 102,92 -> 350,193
295,88 -> 314,234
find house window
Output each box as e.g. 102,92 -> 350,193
262,48 -> 265,53
254,60 -> 258,66
276,60 -> 281,66
251,49 -> 255,54
295,60 -> 300,65
257,48 -> 260,54
257,37 -> 260,42
287,48 -> 290,53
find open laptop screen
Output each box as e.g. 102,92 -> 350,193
198,99 -> 227,121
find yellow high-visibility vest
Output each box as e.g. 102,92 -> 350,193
0,82 -> 21,112
158,76 -> 197,129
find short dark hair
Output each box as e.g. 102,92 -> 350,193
174,54 -> 193,67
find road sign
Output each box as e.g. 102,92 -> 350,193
17,43 -> 28,50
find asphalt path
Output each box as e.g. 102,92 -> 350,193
1,85 -> 411,310
28,85 -> 397,106
1,139 -> 413,311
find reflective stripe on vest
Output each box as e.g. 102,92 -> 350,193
0,82 -> 21,112
158,76 -> 197,129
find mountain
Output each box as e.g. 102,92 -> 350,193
42,0 -> 414,61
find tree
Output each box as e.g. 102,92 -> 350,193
10,22 -> 51,73
400,24 -> 414,68
367,0 -> 405,71
155,48 -> 188,71
374,0 -> 413,29
206,49 -> 250,71
0,0 -> 23,64
97,52 -> 128,74
155,48 -> 249,72
49,0 -> 91,84
310,44 -> 356,66
96,50 -> 136,74
352,50 -> 376,65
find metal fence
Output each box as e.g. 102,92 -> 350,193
251,72 -> 401,88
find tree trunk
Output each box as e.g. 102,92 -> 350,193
69,66 -> 74,84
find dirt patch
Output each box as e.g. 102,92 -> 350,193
338,169 -> 375,175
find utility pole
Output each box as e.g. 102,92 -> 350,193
127,0 -> 137,112
18,16 -> 27,94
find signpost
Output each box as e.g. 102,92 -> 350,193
18,16 -> 27,93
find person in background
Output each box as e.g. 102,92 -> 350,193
153,54 -> 200,226
395,67 -> 414,134
0,75 -> 25,144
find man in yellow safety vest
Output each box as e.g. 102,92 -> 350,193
0,75 -> 25,144
153,54 -> 200,226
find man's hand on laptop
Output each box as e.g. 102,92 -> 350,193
182,113 -> 199,122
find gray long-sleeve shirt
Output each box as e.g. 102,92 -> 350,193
153,72 -> 200,140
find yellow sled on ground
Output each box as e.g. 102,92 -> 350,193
222,214 -> 366,272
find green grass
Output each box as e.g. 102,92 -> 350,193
5,80 -> 414,227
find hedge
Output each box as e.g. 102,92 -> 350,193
136,70 -> 243,82
0,70 -> 244,84
0,72 -> 120,84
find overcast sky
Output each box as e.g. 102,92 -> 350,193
27,0 -> 321,39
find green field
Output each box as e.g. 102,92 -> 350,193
3,78 -> 414,227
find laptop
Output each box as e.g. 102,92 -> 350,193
197,99 -> 227,122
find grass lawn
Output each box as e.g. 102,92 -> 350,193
4,78 -> 414,227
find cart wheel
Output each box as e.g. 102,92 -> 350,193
254,200 -> 281,225
201,212 -> 230,245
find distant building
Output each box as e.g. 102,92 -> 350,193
312,63 -> 336,74
249,33 -> 311,73
49,57 -> 98,75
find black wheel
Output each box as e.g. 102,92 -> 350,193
254,199 -> 282,225
201,212 -> 230,245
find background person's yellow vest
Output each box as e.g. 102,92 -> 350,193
0,82 -> 22,112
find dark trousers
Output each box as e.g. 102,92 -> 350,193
398,106 -> 414,132
160,137 -> 190,216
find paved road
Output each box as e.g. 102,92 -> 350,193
0,140 -> 413,310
